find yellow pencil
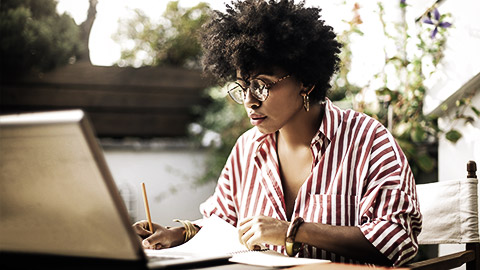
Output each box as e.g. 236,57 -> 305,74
141,182 -> 154,233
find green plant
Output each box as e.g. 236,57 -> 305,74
0,0 -> 83,77
328,1 -> 476,177
114,1 -> 211,69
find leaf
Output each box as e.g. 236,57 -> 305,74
464,116 -> 475,124
440,104 -> 448,112
375,87 -> 392,96
415,154 -> 435,172
445,129 -> 462,143
353,28 -> 364,36
397,139 -> 416,157
471,105 -> 480,117
410,124 -> 426,143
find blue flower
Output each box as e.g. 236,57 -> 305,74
423,8 -> 452,39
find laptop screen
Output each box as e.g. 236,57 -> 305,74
0,110 -> 144,261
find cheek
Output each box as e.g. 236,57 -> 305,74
268,91 -> 303,113
264,95 -> 303,125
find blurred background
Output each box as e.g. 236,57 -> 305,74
1,0 -> 479,266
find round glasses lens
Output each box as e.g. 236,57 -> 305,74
227,84 -> 244,104
251,80 -> 268,101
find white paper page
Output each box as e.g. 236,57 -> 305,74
145,215 -> 247,257
145,215 -> 330,267
230,250 -> 329,267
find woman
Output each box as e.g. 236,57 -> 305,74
133,0 -> 421,266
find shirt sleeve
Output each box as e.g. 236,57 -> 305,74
199,139 -> 241,227
358,125 -> 422,266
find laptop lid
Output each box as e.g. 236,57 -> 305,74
0,110 -> 145,262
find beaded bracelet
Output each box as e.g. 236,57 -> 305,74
173,219 -> 198,243
285,216 -> 304,257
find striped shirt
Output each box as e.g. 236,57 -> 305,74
199,98 -> 422,266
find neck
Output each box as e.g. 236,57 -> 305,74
277,103 -> 324,148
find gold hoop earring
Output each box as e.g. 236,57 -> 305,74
301,85 -> 315,112
301,93 -> 310,112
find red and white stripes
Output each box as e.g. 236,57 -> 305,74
200,99 -> 421,266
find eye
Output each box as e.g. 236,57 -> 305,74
249,80 -> 261,89
254,79 -> 270,89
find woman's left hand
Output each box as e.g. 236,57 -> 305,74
237,215 -> 290,250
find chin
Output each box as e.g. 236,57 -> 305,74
255,125 -> 278,135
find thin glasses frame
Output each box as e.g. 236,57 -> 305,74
227,74 -> 291,104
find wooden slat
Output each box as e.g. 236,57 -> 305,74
466,243 -> 479,270
5,61 -> 212,89
407,249 -> 475,270
88,112 -> 194,137
1,86 -> 208,110
0,63 -> 213,137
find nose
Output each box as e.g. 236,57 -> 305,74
243,87 -> 261,109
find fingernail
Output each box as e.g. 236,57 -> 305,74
143,239 -> 150,247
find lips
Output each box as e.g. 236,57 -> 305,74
248,113 -> 267,126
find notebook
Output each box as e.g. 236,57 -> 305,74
0,110 -> 230,269
148,215 -> 330,267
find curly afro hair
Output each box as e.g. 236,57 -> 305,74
201,0 -> 342,102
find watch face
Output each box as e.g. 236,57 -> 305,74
292,242 -> 302,255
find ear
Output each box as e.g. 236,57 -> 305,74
300,84 -> 316,96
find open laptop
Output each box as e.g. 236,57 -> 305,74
0,110 -> 231,269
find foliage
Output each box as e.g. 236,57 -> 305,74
329,3 -> 363,102
326,1 -> 475,177
349,1 -> 444,175
189,86 -> 250,185
0,0 -> 83,78
440,93 -> 480,143
114,1 -> 211,69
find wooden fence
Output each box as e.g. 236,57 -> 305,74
0,62 -> 212,137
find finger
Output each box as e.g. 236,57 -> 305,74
154,243 -> 165,250
143,230 -> 166,248
245,233 -> 262,250
133,221 -> 153,238
142,237 -> 153,248
238,218 -> 254,234
143,234 -> 165,249
240,228 -> 255,248
237,220 -> 253,244
142,240 -> 164,250
238,217 -> 253,227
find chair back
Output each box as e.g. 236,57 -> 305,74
408,160 -> 479,270
416,177 -> 479,244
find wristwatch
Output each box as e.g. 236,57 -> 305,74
285,216 -> 304,257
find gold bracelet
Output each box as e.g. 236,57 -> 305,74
173,219 -> 198,243
285,216 -> 304,257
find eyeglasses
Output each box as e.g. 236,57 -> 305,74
226,74 -> 291,104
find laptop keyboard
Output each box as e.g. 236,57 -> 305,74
148,255 -> 184,262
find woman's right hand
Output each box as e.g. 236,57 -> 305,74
132,220 -> 185,250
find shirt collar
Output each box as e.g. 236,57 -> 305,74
312,98 -> 343,145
